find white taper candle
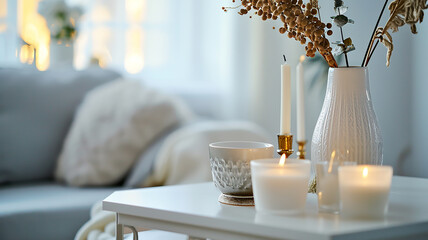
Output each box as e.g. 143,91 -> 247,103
296,55 -> 305,141
280,61 -> 291,135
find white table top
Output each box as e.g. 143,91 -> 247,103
103,176 -> 428,240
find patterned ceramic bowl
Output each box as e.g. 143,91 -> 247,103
209,141 -> 274,197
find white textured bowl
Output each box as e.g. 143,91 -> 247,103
209,141 -> 274,196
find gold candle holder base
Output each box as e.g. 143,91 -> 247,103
277,134 -> 294,158
296,141 -> 307,159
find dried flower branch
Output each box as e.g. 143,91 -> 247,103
364,0 -> 428,66
361,0 -> 389,67
222,0 -> 427,68
223,0 -> 338,67
331,0 -> 354,67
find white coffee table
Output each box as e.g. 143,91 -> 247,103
103,176 -> 428,240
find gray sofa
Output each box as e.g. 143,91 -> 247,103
0,68 -> 121,240
0,183 -> 118,239
0,67 -> 267,240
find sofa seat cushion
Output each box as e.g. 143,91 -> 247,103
0,182 -> 118,240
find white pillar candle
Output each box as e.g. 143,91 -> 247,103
280,62 -> 291,135
251,157 -> 311,214
338,165 -> 393,218
296,55 -> 305,141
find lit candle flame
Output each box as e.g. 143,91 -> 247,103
363,167 -> 368,178
299,55 -> 305,63
279,153 -> 286,166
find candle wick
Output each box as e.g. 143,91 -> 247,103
283,55 -> 287,63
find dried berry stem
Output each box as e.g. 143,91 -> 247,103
319,51 -> 338,67
362,0 -> 389,67
224,0 -> 337,68
315,6 -> 335,67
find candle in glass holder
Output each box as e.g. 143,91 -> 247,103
251,156 -> 311,214
338,165 -> 393,218
316,162 -> 340,213
316,151 -> 356,214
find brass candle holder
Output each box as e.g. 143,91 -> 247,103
296,140 -> 307,159
277,134 -> 294,157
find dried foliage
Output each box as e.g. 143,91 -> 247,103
387,0 -> 427,34
223,0 -> 427,68
330,0 -> 354,67
223,0 -> 338,67
364,0 -> 428,66
334,0 -> 348,14
332,38 -> 355,56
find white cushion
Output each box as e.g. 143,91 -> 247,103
55,80 -> 193,186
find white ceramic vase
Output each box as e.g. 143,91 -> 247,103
311,67 -> 383,212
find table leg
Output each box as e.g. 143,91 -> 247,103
125,225 -> 139,240
116,213 -> 124,240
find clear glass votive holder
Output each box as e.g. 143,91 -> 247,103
316,161 -> 356,214
338,165 -> 393,219
251,158 -> 311,215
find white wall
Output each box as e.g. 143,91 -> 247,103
409,24 -> 428,177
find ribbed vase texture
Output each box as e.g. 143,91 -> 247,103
312,67 -> 383,167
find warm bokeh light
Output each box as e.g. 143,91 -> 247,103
18,0 -> 50,71
91,5 -> 111,23
363,167 -> 368,178
0,0 -> 6,32
0,0 -> 6,18
92,27 -> 112,68
124,54 -> 144,73
300,55 -> 305,63
19,44 -> 34,64
124,0 -> 145,74
279,154 -> 286,166
126,0 -> 145,22
36,43 -> 49,71
125,26 -> 144,74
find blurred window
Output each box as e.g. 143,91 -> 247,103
0,0 -> 234,93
